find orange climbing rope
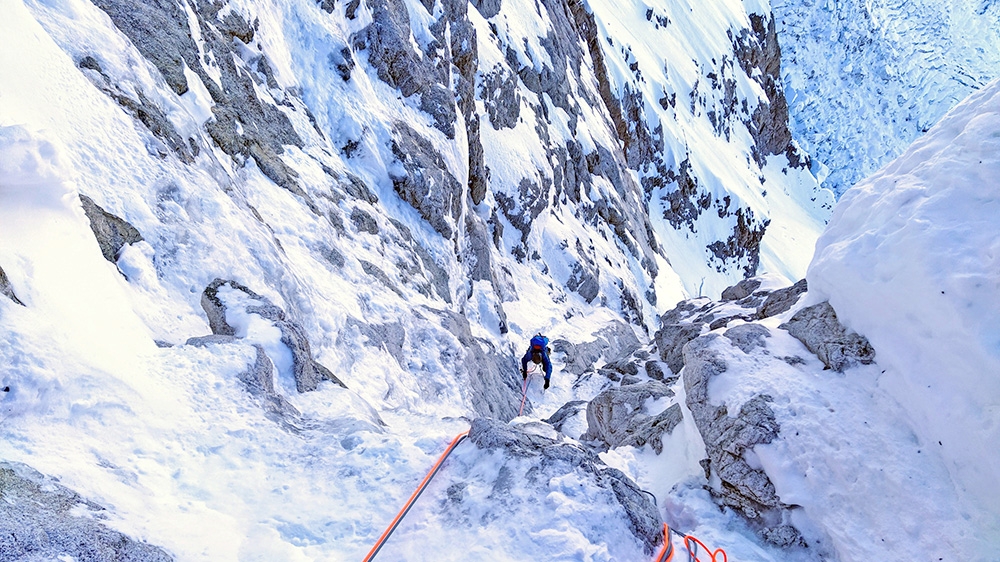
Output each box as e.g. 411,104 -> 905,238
654,523 -> 728,562
655,524 -> 676,562
363,430 -> 470,562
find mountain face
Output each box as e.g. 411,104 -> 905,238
2,0 -> 995,560
774,0 -> 1000,195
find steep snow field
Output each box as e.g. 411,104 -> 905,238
2,0 -> 999,560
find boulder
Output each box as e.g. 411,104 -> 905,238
582,381 -> 680,454
723,323 -> 771,354
654,323 -> 704,374
756,278 -> 808,319
79,194 -> 143,264
721,278 -> 762,301
468,418 -> 662,553
683,334 -> 803,546
779,301 -> 875,372
200,278 -> 346,392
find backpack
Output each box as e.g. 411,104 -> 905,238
530,334 -> 549,351
529,334 -> 550,363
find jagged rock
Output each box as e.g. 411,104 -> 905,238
471,0 -> 502,19
644,360 -> 678,384
566,259 -> 600,303
351,0 -> 457,137
723,324 -> 771,354
467,418 -> 662,553
79,194 -> 143,263
683,334 -> 802,545
480,65 -> 521,130
200,279 -> 346,392
0,462 -> 173,561
0,265 -> 24,306
436,309 -> 520,420
388,122 -> 463,239
90,0 -> 308,198
543,400 -> 587,433
732,14 -> 803,169
721,278 -> 762,301
343,173 -> 378,204
582,381 -> 679,454
78,56 -> 196,163
706,207 -> 769,279
780,301 -> 876,372
350,207 -> 379,235
654,323 -> 704,374
756,278 -> 808,319
554,321 -> 641,377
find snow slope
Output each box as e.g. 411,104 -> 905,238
6,0 -> 995,560
808,77 -> 1000,553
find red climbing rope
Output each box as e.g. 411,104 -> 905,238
363,430 -> 470,562
518,374 -> 529,416
653,523 -> 728,562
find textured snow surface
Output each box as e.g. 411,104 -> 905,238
775,0 -> 1000,195
809,77 -> 1000,558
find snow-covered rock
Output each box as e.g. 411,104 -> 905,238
775,0 -> 1000,195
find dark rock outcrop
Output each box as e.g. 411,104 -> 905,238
723,323 -> 771,354
721,278 -> 762,301
554,321 -> 642,377
79,194 -> 144,263
0,265 -> 24,306
351,0 -> 457,138
654,322 -> 704,374
0,462 -> 173,561
389,123 -> 463,239
543,400 -> 587,433
90,0 -> 310,199
582,381 -> 682,454
780,301 -> 876,372
756,278 -> 808,319
200,278 -> 346,392
468,418 -> 662,553
732,14 -> 805,169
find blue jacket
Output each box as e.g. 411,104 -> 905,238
521,348 -> 552,380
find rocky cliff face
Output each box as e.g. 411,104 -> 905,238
1,0 -> 840,557
5,0 -> 834,424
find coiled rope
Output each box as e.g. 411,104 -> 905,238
655,524 -> 728,562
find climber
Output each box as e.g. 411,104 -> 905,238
521,334 -> 553,389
